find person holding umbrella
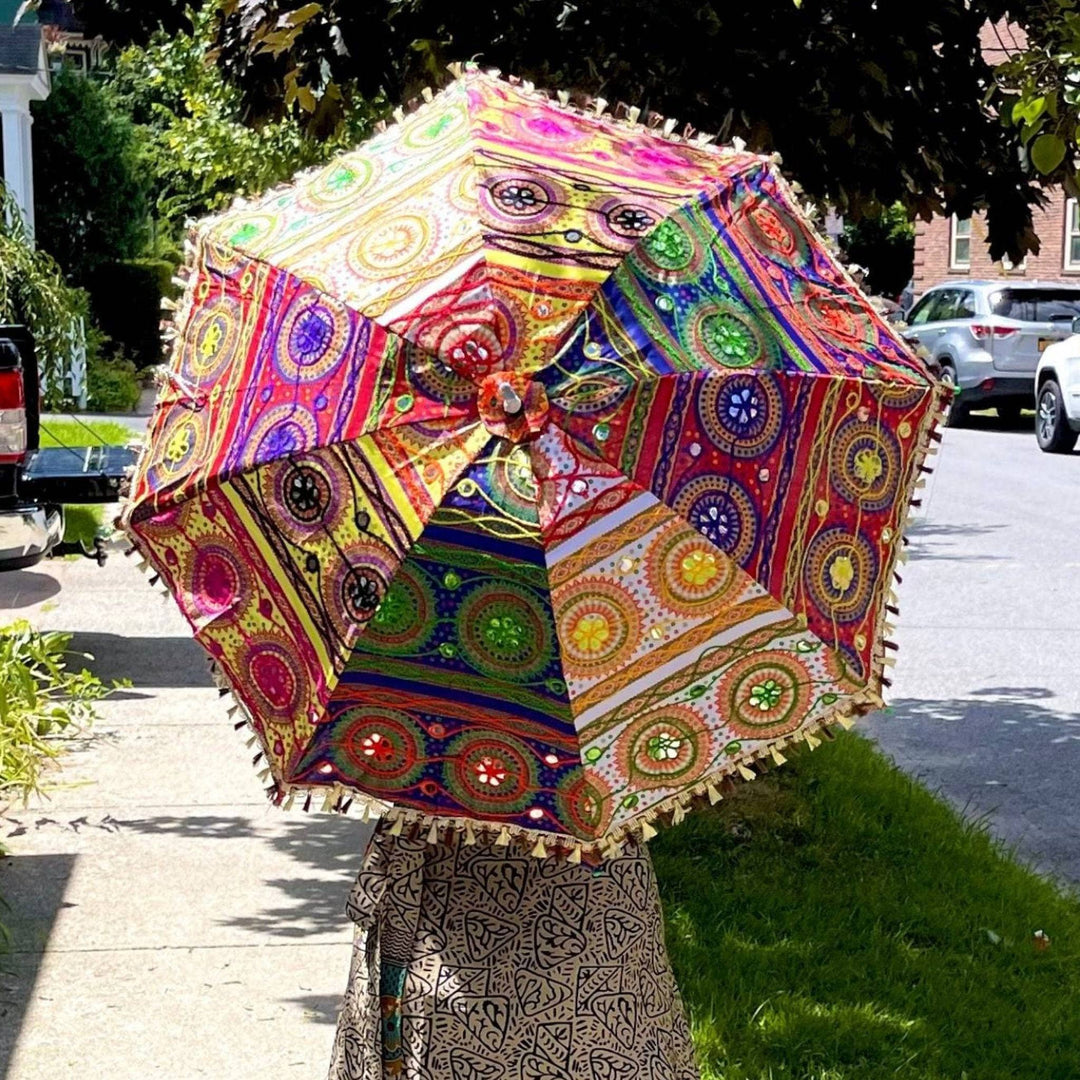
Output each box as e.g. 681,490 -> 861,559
122,67 -> 945,1080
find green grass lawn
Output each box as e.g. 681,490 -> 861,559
36,419 -> 136,547
654,732 -> 1080,1080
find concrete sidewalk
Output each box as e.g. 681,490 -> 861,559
0,552 -> 370,1079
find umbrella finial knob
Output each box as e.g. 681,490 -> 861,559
498,381 -> 523,415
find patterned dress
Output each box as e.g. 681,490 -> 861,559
328,821 -> 699,1080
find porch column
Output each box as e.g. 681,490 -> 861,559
0,86 -> 36,240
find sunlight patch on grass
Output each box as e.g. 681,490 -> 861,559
38,419 -> 134,449
654,733 -> 1080,1080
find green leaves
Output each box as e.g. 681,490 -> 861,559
0,186 -> 90,408
1031,132 -> 1067,174
1011,95 -> 1048,127
0,621 -> 116,806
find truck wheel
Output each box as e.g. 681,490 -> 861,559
1036,379 -> 1079,453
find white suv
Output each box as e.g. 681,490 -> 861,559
1035,325 -> 1080,453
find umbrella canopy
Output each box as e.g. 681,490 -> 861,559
122,68 -> 946,856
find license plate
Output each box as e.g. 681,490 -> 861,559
1038,338 -> 1051,351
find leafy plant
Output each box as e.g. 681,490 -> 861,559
31,64 -> 151,288
86,352 -> 142,412
842,203 -> 916,301
0,622 -> 114,808
105,2 -> 382,237
206,0 -> 1049,260
0,184 -> 92,408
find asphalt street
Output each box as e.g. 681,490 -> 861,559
862,413 -> 1080,884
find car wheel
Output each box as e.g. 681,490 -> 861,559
940,362 -> 968,427
1035,379 -> 1079,453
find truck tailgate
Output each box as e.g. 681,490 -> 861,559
21,444 -> 137,504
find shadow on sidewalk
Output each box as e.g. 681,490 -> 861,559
116,812 -> 372,971
0,853 -> 78,1077
0,572 -> 62,611
864,690 -> 1080,885
65,632 -> 210,689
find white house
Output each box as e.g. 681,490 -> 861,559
0,17 -> 50,238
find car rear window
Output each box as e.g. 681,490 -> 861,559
989,288 -> 1080,322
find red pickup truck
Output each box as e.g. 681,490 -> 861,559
0,324 -> 137,571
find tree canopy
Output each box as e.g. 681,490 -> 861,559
64,0 -> 1080,260
207,0 -> 1055,260
32,64 -> 150,286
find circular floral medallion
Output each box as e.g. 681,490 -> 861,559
483,176 -> 557,223
401,101 -> 468,150
444,730 -> 537,814
275,295 -> 350,383
362,567 -> 435,655
409,341 -> 477,406
349,213 -> 434,278
555,771 -> 613,840
556,579 -> 641,679
282,463 -> 332,525
830,417 -> 901,512
647,523 -> 738,617
698,373 -> 784,457
457,581 -> 553,682
303,153 -> 376,209
803,527 -> 878,624
321,538 -> 400,644
338,706 -> 425,790
598,199 -> 658,245
672,474 -> 759,568
434,319 -> 507,380
635,218 -> 700,276
716,650 -> 814,740
745,204 -> 806,261
242,634 -> 304,723
691,306 -> 778,370
186,298 -> 242,381
217,211 -> 284,254
797,282 -> 873,349
187,543 -> 248,621
250,404 -> 319,466
482,443 -> 541,525
152,410 -> 206,481
616,704 -> 711,790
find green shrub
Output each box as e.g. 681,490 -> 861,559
87,258 -> 178,370
86,353 -> 142,413
0,622 -> 113,807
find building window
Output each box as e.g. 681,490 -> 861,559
950,216 -> 972,270
1001,253 -> 1027,273
1065,199 -> 1080,271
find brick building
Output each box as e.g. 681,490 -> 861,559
912,199 -> 1080,295
912,21 -> 1080,296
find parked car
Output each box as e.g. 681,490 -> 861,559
902,281 -> 1080,425
0,324 -> 136,571
1034,322 -> 1080,453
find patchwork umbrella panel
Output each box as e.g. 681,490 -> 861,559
124,70 -> 946,851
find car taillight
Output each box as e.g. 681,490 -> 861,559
970,324 -> 1018,340
0,368 -> 27,464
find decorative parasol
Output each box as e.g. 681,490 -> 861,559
121,66 -> 947,858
